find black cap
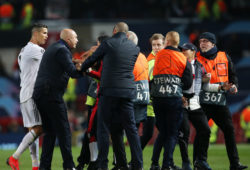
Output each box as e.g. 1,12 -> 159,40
180,43 -> 197,51
199,32 -> 216,44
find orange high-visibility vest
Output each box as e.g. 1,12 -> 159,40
147,52 -> 155,62
242,106 -> 250,123
133,52 -> 150,104
197,51 -> 229,106
151,48 -> 187,97
153,49 -> 187,77
133,53 -> 149,81
197,51 -> 228,84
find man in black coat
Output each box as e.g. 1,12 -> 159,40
80,22 -> 143,170
33,29 -> 83,170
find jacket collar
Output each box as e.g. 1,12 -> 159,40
113,32 -> 127,39
165,46 -> 181,52
59,39 -> 71,50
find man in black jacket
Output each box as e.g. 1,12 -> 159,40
33,29 -> 83,170
80,22 -> 143,170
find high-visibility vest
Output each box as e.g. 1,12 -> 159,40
212,0 -> 227,20
147,51 -> 156,117
208,118 -> 218,143
242,106 -> 250,123
151,48 -> 187,98
147,51 -> 155,81
133,53 -> 150,104
21,2 -> 33,28
197,51 -> 228,84
133,53 -> 149,82
240,106 -> 250,139
197,51 -> 229,105
196,0 -> 210,20
0,2 -> 14,30
147,51 -> 155,62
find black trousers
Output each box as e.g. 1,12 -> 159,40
178,108 -> 211,164
140,116 -> 155,150
110,123 -> 128,168
152,97 -> 183,168
97,95 -> 143,169
202,104 -> 240,165
112,113 -> 155,168
34,96 -> 75,169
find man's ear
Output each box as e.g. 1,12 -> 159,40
113,28 -> 117,35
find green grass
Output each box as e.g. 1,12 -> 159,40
1,144 -> 250,170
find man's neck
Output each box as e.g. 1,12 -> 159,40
30,38 -> 38,45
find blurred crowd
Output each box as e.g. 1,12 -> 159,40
1,0 -> 250,30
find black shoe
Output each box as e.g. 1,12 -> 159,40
64,168 -> 76,170
194,160 -> 212,170
150,164 -> 161,170
172,165 -> 182,170
76,164 -> 84,170
182,161 -> 192,170
112,166 -> 119,170
87,161 -> 98,170
112,166 -> 129,170
161,165 -> 181,170
230,162 -> 248,170
131,168 -> 143,170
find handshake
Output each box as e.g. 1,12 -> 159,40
73,45 -> 98,71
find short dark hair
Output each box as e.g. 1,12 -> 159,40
97,35 -> 109,43
31,23 -> 48,34
150,33 -> 164,44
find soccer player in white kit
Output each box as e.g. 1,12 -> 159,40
7,23 -> 48,170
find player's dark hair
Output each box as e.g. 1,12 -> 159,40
31,23 -> 48,34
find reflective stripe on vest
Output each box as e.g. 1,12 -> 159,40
151,49 -> 187,97
147,52 -> 156,81
133,53 -> 150,104
133,80 -> 150,104
147,52 -> 155,116
197,51 -> 228,105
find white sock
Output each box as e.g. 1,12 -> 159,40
29,138 -> 39,167
13,129 -> 37,159
89,141 -> 98,161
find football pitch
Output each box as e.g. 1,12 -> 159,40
1,144 -> 250,170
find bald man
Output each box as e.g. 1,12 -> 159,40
33,28 -> 83,170
80,22 -> 143,170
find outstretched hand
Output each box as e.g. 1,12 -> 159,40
182,97 -> 188,107
221,82 -> 233,91
229,84 -> 238,94
72,45 -> 98,64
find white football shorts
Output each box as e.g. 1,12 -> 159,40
20,98 -> 42,127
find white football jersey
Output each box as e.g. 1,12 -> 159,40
18,42 -> 45,103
